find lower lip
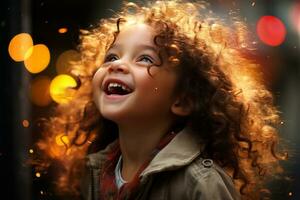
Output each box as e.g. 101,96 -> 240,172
103,93 -> 130,101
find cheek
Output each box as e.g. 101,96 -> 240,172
92,68 -> 106,110
92,68 -> 105,91
153,70 -> 178,94
136,70 -> 177,101
135,71 -> 156,92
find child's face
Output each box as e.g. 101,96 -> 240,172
92,23 -> 181,124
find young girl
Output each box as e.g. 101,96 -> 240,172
37,1 -> 286,199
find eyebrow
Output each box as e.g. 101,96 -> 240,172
109,44 -> 158,52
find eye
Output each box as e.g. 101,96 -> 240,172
104,53 -> 119,62
138,55 -> 154,64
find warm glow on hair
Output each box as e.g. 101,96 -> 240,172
36,1 -> 286,199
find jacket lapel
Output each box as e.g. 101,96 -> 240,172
140,128 -> 204,181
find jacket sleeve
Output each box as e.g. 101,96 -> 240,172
187,159 -> 241,200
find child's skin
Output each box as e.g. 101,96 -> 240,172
92,23 -> 191,182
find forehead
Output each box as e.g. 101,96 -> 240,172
114,23 -> 156,45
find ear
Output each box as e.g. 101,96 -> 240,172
171,98 -> 193,117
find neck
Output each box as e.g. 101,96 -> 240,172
117,119 -> 172,181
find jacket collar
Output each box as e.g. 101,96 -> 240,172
140,127 -> 204,179
87,128 -> 204,177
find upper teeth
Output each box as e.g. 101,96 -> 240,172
107,82 -> 131,92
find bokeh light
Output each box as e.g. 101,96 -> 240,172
49,74 -> 77,104
256,15 -> 286,46
35,172 -> 41,178
56,50 -> 80,74
55,134 -> 70,146
24,44 -> 50,73
290,2 -> 300,33
29,149 -> 34,154
8,33 -> 33,62
22,119 -> 30,127
58,27 -> 68,34
30,76 -> 52,106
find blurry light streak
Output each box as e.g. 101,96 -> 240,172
8,33 -> 33,61
24,44 -> 50,73
256,16 -> 286,46
290,2 -> 300,33
30,76 -> 52,106
49,74 -> 77,104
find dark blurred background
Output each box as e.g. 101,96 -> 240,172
0,0 -> 299,199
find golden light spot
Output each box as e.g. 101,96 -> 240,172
55,134 -> 70,146
35,172 -> 41,178
30,76 -> 52,106
50,74 -> 77,104
29,149 -> 34,154
58,27 -> 68,34
24,44 -> 50,73
288,192 -> 292,196
261,125 -> 274,138
22,119 -> 30,127
56,50 -> 80,74
209,24 -> 223,43
8,33 -> 33,61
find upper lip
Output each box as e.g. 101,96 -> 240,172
102,77 -> 134,93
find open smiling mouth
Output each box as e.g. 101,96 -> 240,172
104,81 -> 133,95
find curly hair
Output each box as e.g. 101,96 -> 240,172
35,1 -> 286,199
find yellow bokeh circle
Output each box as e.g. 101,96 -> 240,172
50,74 -> 77,104
55,134 -> 70,146
8,33 -> 33,62
24,44 -> 50,73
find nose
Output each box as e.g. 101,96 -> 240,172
107,61 -> 129,74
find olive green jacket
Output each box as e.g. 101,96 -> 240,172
81,128 -> 241,200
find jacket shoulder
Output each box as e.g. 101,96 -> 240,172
183,157 -> 241,200
86,140 -> 118,168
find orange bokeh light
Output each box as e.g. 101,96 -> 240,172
8,33 -> 33,62
58,27 -> 68,34
56,50 -> 80,74
24,44 -> 50,73
30,76 -> 52,106
22,119 -> 30,127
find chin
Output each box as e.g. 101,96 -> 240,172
100,109 -> 126,124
